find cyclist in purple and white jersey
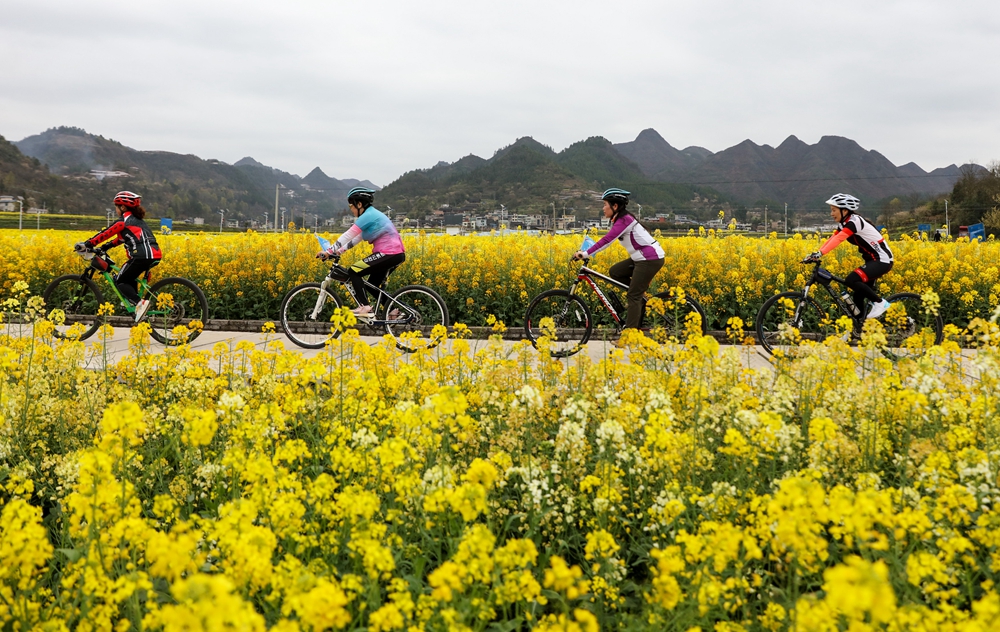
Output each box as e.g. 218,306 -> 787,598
573,188 -> 665,331
317,187 -> 405,319
805,193 -> 893,320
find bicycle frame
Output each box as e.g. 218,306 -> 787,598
568,265 -> 631,328
800,262 -> 865,330
313,264 -> 413,326
82,254 -> 153,314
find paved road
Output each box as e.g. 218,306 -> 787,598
23,326 -> 779,371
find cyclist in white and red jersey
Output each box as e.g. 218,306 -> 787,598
573,188 -> 665,331
805,193 -> 893,320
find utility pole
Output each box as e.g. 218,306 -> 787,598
17,198 -> 24,231
551,202 -> 556,233
764,205 -> 768,236
784,203 -> 788,237
281,208 -> 286,232
945,200 -> 950,238
218,209 -> 225,233
274,184 -> 280,233
261,214 -> 268,232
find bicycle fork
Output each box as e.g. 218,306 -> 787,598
311,277 -> 333,320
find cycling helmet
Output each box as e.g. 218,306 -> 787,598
601,188 -> 630,207
347,187 -> 375,208
113,191 -> 142,208
825,193 -> 861,212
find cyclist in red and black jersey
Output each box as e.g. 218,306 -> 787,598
805,193 -> 893,320
76,191 -> 162,321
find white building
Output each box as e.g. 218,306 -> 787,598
90,170 -> 131,181
0,195 -> 21,212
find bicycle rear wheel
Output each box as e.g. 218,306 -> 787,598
280,282 -> 344,349
144,277 -> 209,345
524,289 -> 593,357
756,291 -> 841,356
384,285 -> 449,353
878,292 -> 944,361
642,291 -> 707,342
42,275 -> 105,340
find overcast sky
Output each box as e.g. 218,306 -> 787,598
2,0 -> 998,185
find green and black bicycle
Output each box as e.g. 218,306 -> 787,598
42,246 -> 209,345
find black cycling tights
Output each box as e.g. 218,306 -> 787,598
116,259 -> 159,304
844,261 -> 893,316
347,252 -> 406,306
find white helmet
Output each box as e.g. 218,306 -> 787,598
825,193 -> 860,212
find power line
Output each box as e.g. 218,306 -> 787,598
639,173 -> 969,186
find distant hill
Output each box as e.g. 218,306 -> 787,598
378,136 -> 716,218
12,127 -> 374,221
7,125 -> 980,223
612,130 -> 971,211
613,128 -> 713,177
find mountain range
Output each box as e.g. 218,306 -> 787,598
0,125 -> 977,221
6,127 -> 376,221
613,129 -> 967,210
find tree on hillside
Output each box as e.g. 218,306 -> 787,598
951,162 -> 1000,226
882,197 -> 903,228
982,195 -> 1000,233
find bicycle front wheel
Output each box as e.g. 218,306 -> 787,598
756,291 -> 840,356
280,282 -> 343,349
642,291 -> 707,343
878,292 -> 944,361
524,289 -> 593,357
145,277 -> 209,345
42,274 -> 105,340
384,285 -> 449,353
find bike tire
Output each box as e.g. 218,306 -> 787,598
524,289 -> 593,357
878,292 -> 944,361
42,274 -> 105,341
643,291 -> 708,342
756,290 -> 838,356
384,285 -> 450,353
279,282 -> 344,349
145,277 -> 210,345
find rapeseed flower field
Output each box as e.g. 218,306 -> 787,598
2,288 -> 1000,629
1,229 -> 997,329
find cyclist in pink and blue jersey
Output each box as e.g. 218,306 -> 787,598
317,187 -> 405,318
573,188 -> 665,331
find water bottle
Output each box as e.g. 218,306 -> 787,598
841,292 -> 860,317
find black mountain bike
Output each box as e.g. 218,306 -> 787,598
524,258 -> 707,357
42,247 -> 209,345
280,254 -> 449,352
755,258 -> 943,360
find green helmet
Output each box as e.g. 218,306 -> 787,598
601,188 -> 630,206
347,187 -> 375,207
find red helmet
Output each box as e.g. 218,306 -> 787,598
113,191 -> 142,208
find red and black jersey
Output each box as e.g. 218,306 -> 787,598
86,212 -> 162,260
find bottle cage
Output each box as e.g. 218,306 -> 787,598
91,256 -> 111,273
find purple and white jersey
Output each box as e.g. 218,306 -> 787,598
585,214 -> 665,262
